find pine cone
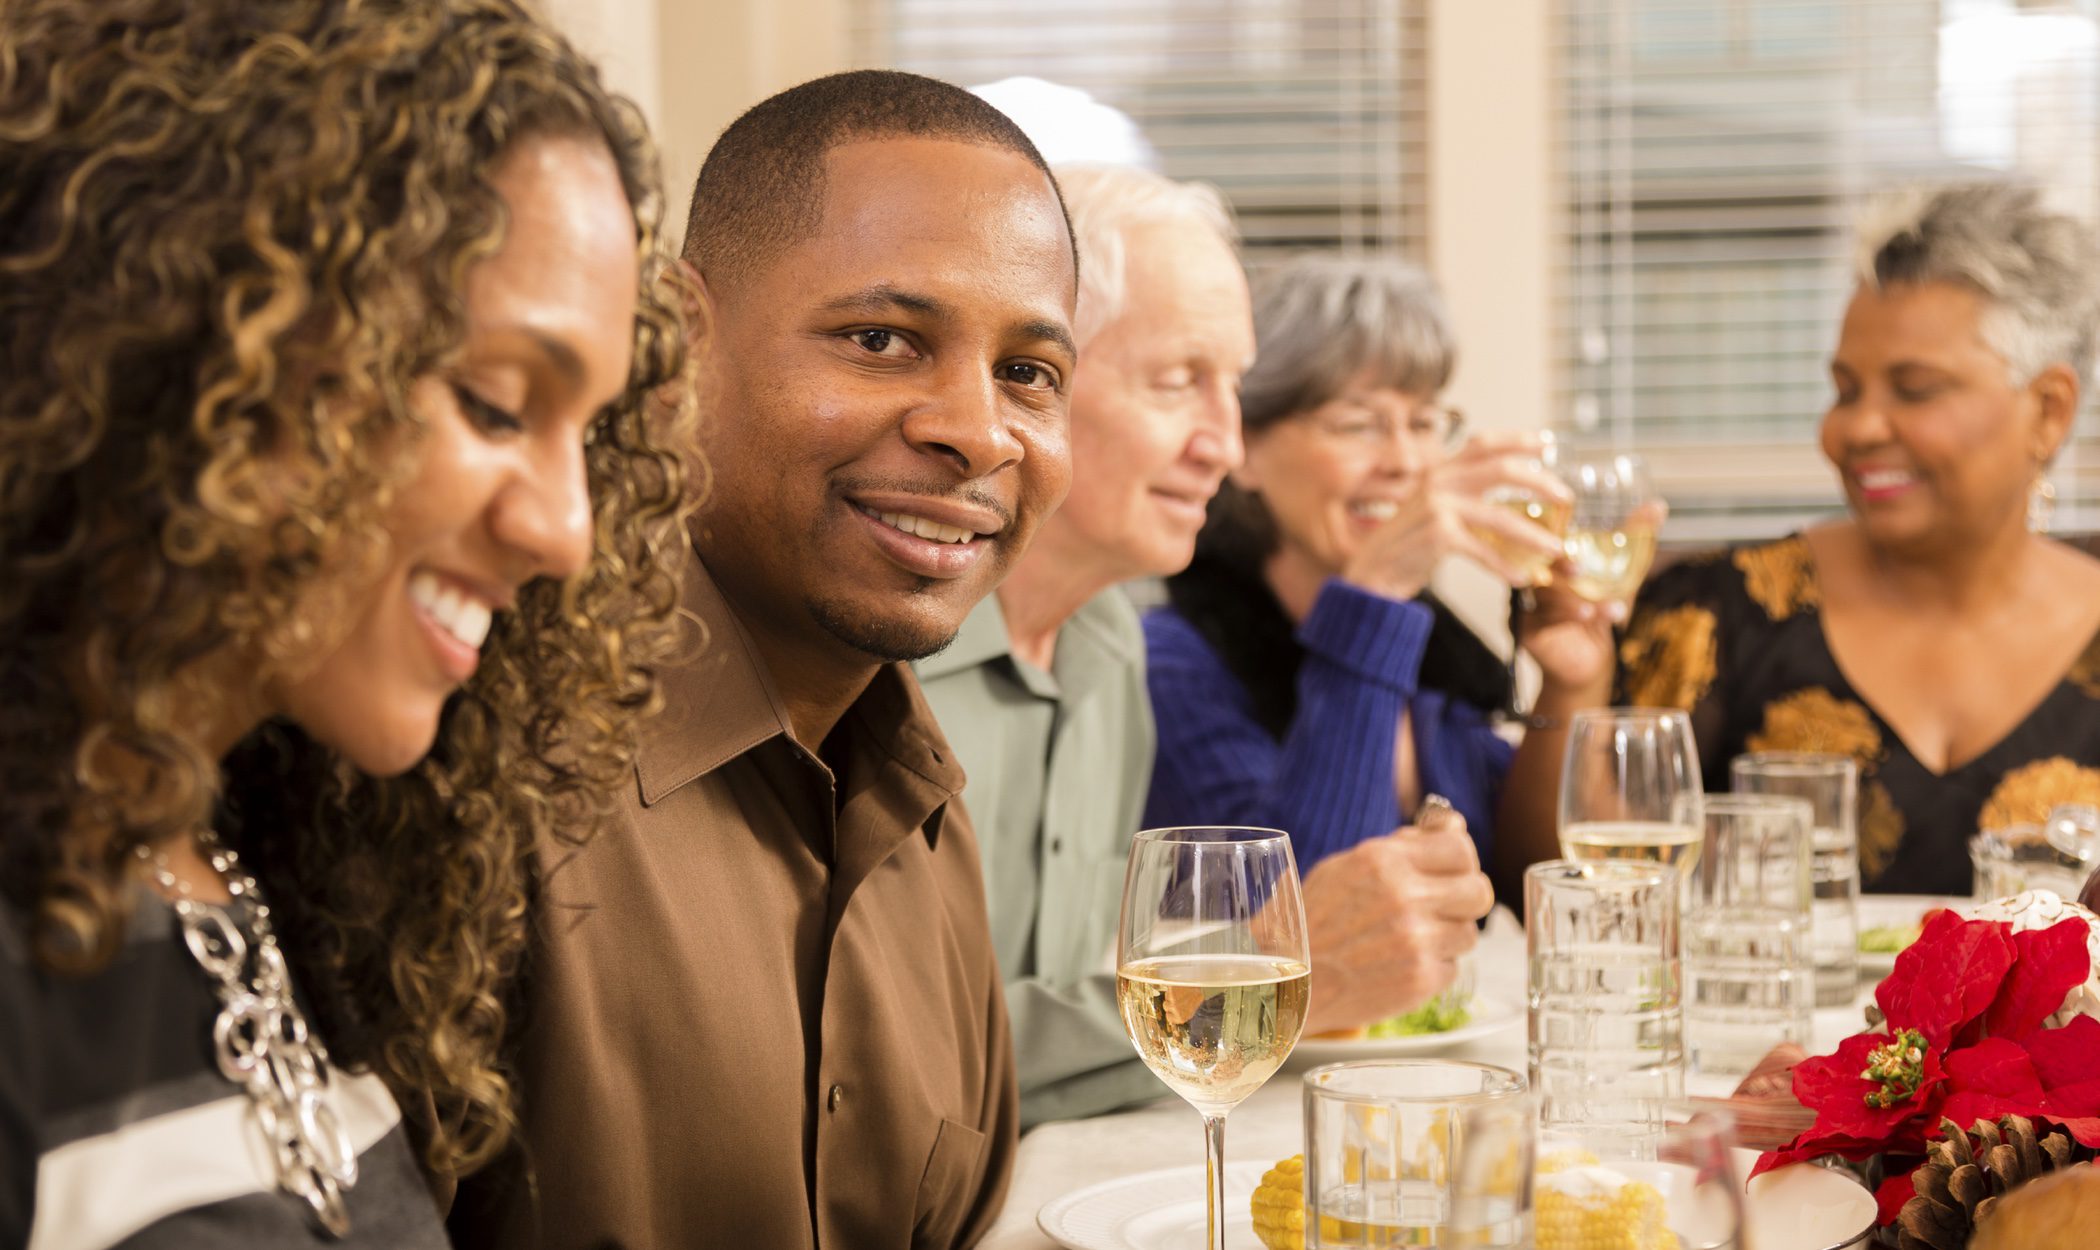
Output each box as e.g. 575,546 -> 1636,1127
1894,1115 -> 2098,1250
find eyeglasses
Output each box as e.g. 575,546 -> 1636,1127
1307,401 -> 1466,449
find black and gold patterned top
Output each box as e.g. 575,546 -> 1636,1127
1618,534 -> 2100,894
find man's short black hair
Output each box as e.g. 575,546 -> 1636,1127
683,69 -> 1075,289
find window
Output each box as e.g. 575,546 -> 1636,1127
848,0 -> 1430,266
1555,0 -> 2100,543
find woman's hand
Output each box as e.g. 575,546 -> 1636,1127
1339,434 -> 1569,602
1516,571 -> 1617,694
1299,807 -> 1496,1035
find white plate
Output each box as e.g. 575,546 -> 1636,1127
1036,1161 -> 1268,1250
1855,894 -> 1962,978
1035,1151 -> 1875,1250
1281,995 -> 1522,1070
1740,1148 -> 1878,1250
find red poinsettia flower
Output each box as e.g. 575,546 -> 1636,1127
1984,919 -> 2093,1041
1750,1033 -> 1948,1175
1872,910 -> 2014,1049
1938,1016 -> 2100,1147
1750,914 -> 2095,1182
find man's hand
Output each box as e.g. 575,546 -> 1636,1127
1299,810 -> 1496,1035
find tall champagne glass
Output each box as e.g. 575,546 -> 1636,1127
1117,827 -> 1310,1250
1558,708 -> 1706,886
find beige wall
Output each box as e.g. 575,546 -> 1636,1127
543,0 -> 853,252
1427,0 -> 1554,656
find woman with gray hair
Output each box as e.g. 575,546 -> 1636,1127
1143,255 -> 1615,894
1616,182 -> 2100,894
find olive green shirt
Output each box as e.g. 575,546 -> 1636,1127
916,589 -> 1165,1127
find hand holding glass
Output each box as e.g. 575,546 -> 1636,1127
1117,827 -> 1310,1250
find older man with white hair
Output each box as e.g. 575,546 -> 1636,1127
919,165 -> 1495,1126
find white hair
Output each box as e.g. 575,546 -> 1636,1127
1053,163 -> 1237,347
1238,255 -> 1456,431
1853,182 -> 2100,388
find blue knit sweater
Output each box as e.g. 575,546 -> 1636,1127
1140,578 -> 1514,870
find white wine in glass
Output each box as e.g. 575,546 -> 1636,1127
1561,821 -> 1704,875
1563,517 -> 1658,603
1562,453 -> 1662,606
1118,827 -> 1310,1250
1484,492 -> 1574,586
1559,709 -> 1705,884
1476,433 -> 1568,585
1116,955 -> 1309,1114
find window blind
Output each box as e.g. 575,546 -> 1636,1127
847,0 -> 1430,265
1555,0 -> 2100,544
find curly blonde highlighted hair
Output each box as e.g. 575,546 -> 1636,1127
0,0 -> 694,1180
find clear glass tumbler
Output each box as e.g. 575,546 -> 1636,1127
1453,1094 -> 1746,1250
1301,1059 -> 1526,1248
1685,794 -> 1815,1077
1970,823 -> 2089,902
1730,752 -> 1859,1006
1525,859 -> 1684,1146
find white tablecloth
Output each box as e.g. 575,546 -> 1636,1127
985,906 -> 1878,1250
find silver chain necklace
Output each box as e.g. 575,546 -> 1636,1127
135,832 -> 358,1238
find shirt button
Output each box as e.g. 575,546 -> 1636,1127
1050,837 -> 1063,855
827,1083 -> 845,1112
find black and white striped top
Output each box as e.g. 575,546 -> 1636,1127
1,889 -> 450,1249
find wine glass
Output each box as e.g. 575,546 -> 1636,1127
1478,430 -> 1570,587
1558,708 -> 1705,886
1117,827 -> 1310,1250
1562,452 -> 1662,608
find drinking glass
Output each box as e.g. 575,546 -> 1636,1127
2045,802 -> 2100,876
1117,827 -> 1310,1250
1526,860 -> 1685,1144
1558,708 -> 1706,885
1970,823 -> 2089,902
1685,795 -> 1815,1077
1453,1095 -> 1745,1250
1448,1088 -> 1538,1247
1301,1060 -> 1526,1248
1478,431 -> 1570,587
1561,452 -> 1662,606
1730,752 -> 1860,1006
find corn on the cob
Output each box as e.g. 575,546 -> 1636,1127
1534,1164 -> 1671,1250
1254,1148 -> 1672,1250
1250,1155 -> 1308,1250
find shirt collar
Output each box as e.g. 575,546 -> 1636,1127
913,584 -> 1145,687
634,557 -> 795,806
635,556 -> 967,816
914,591 -> 1013,680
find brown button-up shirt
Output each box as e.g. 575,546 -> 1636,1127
456,559 -> 1018,1250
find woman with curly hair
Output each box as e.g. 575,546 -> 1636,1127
0,1 -> 691,1244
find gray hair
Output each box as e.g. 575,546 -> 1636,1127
1054,163 -> 1237,347
1239,255 -> 1456,434
1854,182 -> 2100,389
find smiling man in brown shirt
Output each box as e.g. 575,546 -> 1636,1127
449,72 -> 1078,1250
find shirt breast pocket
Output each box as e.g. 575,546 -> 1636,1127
912,1117 -> 989,1249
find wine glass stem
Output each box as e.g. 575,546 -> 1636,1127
1202,1112 -> 1228,1250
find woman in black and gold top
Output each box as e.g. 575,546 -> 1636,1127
1619,184 -> 2100,895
